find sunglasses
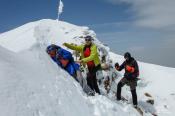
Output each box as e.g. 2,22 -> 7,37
85,38 -> 92,41
47,49 -> 56,55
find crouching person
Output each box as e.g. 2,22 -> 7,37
115,52 -> 139,108
46,44 -> 95,96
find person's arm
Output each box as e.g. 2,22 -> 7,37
116,61 -> 125,71
133,60 -> 139,73
59,48 -> 73,60
63,43 -> 83,52
81,45 -> 97,63
52,57 -> 63,68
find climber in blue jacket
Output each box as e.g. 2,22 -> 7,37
46,44 -> 79,78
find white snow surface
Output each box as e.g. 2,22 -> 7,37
0,19 -> 175,116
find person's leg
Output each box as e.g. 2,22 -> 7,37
76,71 -> 95,96
87,72 -> 94,90
130,80 -> 138,106
93,73 -> 101,94
72,74 -> 79,82
87,66 -> 101,94
117,78 -> 127,100
131,89 -> 137,106
76,70 -> 83,86
117,82 -> 123,100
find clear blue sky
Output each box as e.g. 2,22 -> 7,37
0,0 -> 131,32
1,0 -> 175,68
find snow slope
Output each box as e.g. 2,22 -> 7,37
0,19 -> 175,116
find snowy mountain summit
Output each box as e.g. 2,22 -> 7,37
0,19 -> 175,116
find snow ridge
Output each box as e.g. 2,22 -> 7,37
0,19 -> 175,116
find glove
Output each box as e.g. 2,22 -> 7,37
115,62 -> 119,70
126,65 -> 135,73
63,43 -> 68,46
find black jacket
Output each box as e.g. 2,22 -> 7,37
118,57 -> 139,79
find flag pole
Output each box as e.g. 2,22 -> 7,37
58,0 -> 64,21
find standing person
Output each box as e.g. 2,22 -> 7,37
46,44 -> 95,96
115,52 -> 139,107
63,36 -> 101,94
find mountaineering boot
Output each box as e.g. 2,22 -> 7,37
133,105 -> 137,108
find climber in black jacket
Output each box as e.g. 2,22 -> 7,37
115,52 -> 139,107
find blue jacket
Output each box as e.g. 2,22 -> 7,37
51,48 -> 79,76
